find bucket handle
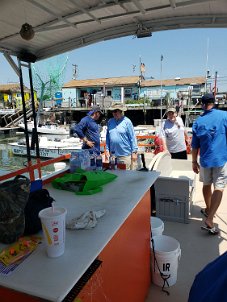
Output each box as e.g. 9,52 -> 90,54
151,238 -> 170,296
178,248 -> 181,261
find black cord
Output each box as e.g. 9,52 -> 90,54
151,237 -> 170,296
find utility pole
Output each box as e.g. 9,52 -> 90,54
72,64 -> 78,79
214,71 -> 218,97
205,38 -> 209,93
160,54 -> 164,122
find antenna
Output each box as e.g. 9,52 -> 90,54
72,64 -> 78,79
205,37 -> 209,92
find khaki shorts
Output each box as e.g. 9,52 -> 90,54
117,155 -> 137,170
199,163 -> 227,189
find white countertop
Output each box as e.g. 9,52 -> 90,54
0,170 -> 159,302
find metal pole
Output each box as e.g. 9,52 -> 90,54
214,71 -> 218,97
160,55 -> 163,121
18,59 -> 31,163
205,38 -> 209,93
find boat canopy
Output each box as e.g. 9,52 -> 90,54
0,0 -> 227,62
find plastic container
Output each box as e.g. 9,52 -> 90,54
151,235 -> 181,287
39,207 -> 67,258
150,216 -> 164,237
70,150 -> 90,172
70,152 -> 80,173
110,151 -> 116,170
96,152 -> 103,170
89,151 -> 96,170
137,154 -> 142,170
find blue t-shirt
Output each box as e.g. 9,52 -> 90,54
72,115 -> 100,153
191,108 -> 227,168
106,116 -> 138,156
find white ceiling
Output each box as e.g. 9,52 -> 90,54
0,0 -> 227,62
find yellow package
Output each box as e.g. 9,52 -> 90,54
0,236 -> 42,266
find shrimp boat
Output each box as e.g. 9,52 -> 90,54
9,136 -> 82,158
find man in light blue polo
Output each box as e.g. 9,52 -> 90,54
191,93 -> 227,234
105,102 -> 138,170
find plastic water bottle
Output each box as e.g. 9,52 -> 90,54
89,151 -> 96,170
114,154 -> 118,169
96,152 -> 103,170
70,152 -> 80,173
137,154 -> 142,170
110,151 -> 116,170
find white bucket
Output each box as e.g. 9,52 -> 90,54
150,216 -> 164,237
151,235 -> 181,287
54,162 -> 66,171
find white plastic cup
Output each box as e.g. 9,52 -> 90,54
39,207 -> 67,258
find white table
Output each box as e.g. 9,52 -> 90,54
0,170 -> 159,302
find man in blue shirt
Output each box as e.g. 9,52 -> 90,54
191,93 -> 227,234
72,106 -> 102,154
105,102 -> 138,170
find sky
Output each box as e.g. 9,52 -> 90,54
1,28 -> 227,91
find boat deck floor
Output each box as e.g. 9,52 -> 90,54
145,154 -> 227,302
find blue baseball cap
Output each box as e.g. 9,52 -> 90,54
201,93 -> 215,104
88,106 -> 103,115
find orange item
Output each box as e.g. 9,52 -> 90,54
154,136 -> 164,155
77,190 -> 151,302
0,236 -> 41,266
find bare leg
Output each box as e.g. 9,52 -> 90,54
205,189 -> 223,228
203,184 -> 212,214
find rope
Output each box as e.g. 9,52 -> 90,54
151,236 -> 170,296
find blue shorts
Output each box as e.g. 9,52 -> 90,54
199,163 -> 227,190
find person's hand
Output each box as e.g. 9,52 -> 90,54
86,140 -> 95,148
192,161 -> 200,174
131,152 -> 137,162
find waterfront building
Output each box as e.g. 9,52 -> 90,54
62,75 -> 206,109
0,83 -> 38,109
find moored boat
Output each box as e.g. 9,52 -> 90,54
19,122 -> 69,135
9,136 -> 82,158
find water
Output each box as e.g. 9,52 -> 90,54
0,132 -> 68,178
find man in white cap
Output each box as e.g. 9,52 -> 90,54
105,102 -> 138,170
160,107 -> 188,159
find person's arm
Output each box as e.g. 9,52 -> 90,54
191,148 -> 200,174
179,116 -> 189,145
159,123 -> 168,152
191,124 -> 200,174
74,118 -> 94,147
127,120 -> 138,161
105,122 -> 110,161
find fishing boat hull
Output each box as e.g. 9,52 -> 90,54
19,122 -> 69,135
9,143 -> 82,158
